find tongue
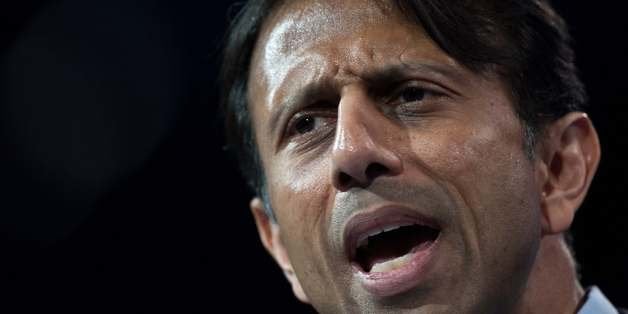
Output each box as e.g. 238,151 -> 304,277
370,251 -> 414,273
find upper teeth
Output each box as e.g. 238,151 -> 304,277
356,223 -> 414,249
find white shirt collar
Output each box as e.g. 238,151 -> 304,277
578,286 -> 618,314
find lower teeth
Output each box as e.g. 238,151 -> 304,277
370,252 -> 413,273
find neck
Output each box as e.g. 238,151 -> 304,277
515,234 -> 585,314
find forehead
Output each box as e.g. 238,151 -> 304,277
258,0 -> 399,52
249,0 -> 448,110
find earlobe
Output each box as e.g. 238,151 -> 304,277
537,113 -> 601,235
249,198 -> 310,304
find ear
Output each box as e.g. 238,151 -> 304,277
536,112 -> 601,235
250,197 -> 310,303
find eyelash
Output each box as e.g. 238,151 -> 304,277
286,111 -> 336,139
389,83 -> 441,105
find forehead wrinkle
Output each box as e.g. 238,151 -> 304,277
254,7 -> 339,113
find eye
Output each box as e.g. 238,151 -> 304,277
288,112 -> 334,137
284,110 -> 336,149
294,114 -> 316,134
388,83 -> 448,119
399,86 -> 426,103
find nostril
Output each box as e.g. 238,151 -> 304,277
338,172 -> 352,187
365,163 -> 389,181
336,163 -> 390,190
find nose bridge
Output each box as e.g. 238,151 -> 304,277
331,87 -> 402,191
334,91 -> 376,154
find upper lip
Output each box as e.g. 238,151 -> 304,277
343,205 -> 441,262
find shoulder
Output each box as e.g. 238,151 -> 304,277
578,286 -> 624,314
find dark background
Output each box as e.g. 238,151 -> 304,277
0,1 -> 626,312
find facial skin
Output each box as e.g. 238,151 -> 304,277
245,0 -> 600,313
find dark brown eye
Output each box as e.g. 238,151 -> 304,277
400,87 -> 426,103
294,115 -> 316,134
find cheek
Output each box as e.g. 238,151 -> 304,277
407,110 -> 541,242
406,105 -> 532,205
265,156 -> 341,300
268,155 -> 332,222
266,155 -> 333,250
407,110 -> 542,297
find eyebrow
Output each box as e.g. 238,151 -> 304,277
366,62 -> 467,95
374,62 -> 467,89
266,62 -> 465,143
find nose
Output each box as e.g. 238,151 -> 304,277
331,90 -> 403,191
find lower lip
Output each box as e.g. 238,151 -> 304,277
353,237 -> 439,298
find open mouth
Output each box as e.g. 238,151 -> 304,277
354,224 -> 440,273
343,206 -> 442,297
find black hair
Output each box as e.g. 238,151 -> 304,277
219,0 -> 586,217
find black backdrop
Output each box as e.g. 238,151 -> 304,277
1,1 -> 626,312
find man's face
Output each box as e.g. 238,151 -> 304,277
248,0 -> 544,312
